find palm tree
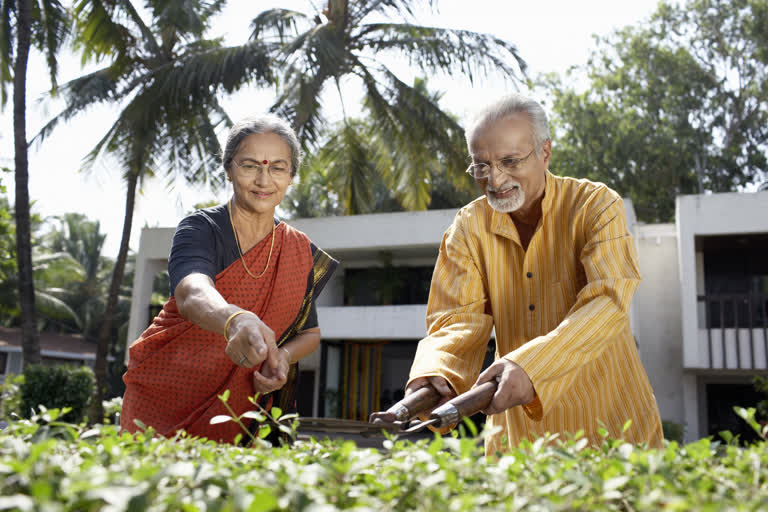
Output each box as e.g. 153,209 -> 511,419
0,0 -> 69,366
36,0 -> 274,421
252,0 -> 526,211
0,203 -> 88,331
40,213 -> 114,340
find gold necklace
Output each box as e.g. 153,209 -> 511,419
227,199 -> 275,279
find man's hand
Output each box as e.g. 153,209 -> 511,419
405,376 -> 457,408
252,343 -> 290,394
475,359 -> 535,416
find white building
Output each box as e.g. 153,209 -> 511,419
127,190 -> 768,442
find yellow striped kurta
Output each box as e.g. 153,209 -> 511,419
409,171 -> 663,453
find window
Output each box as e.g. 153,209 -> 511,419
344,266 -> 433,306
701,234 -> 768,328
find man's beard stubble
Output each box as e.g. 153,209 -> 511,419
486,181 -> 524,213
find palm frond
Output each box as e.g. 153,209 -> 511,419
33,65 -> 123,144
31,0 -> 70,89
271,65 -> 329,148
117,0 -> 161,54
249,8 -> 309,43
378,68 -> 469,176
356,65 -> 473,209
357,23 -> 527,83
323,120 -> 379,214
0,0 -> 14,105
33,251 -> 86,278
148,0 -> 223,43
36,289 -> 82,328
72,0 -> 156,63
199,0 -> 228,25
160,108 -> 226,189
349,0 -> 435,25
154,41 -> 274,106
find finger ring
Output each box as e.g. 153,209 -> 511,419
238,354 -> 248,366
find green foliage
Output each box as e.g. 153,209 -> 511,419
3,408 -> 768,510
19,365 -> 95,423
0,0 -> 70,106
754,376 -> 768,421
254,1 -> 521,213
0,373 -> 23,420
0,193 -> 17,322
284,91 -> 479,218
543,0 -> 768,222
101,395 -> 122,424
0,195 -> 67,328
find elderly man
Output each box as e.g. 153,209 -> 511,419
406,94 -> 663,453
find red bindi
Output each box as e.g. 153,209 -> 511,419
262,160 -> 268,165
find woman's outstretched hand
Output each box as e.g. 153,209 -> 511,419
224,311 -> 275,369
252,344 -> 290,393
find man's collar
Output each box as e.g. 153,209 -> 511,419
541,170 -> 554,217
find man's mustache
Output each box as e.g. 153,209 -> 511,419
487,182 -> 521,193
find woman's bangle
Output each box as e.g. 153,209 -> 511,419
281,347 -> 291,363
223,310 -> 249,342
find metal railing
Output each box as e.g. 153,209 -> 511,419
697,293 -> 768,368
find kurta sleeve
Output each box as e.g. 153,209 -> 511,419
506,192 -> 641,420
408,214 -> 494,396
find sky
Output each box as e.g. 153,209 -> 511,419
0,0 -> 664,258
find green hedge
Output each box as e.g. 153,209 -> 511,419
1,406 -> 767,511
19,365 -> 94,423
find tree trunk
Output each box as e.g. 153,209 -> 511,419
13,0 -> 40,366
90,169 -> 139,423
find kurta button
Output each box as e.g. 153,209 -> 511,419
529,304 -> 535,311
526,272 -> 533,278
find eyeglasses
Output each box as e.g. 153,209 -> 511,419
466,148 -> 536,179
232,160 -> 291,179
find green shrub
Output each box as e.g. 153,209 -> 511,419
0,373 -> 23,421
754,376 -> 768,421
102,396 -> 123,424
19,364 -> 94,423
0,406 -> 767,511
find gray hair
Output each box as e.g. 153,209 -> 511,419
465,94 -> 551,157
222,113 -> 302,177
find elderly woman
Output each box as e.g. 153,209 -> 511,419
121,114 -> 338,443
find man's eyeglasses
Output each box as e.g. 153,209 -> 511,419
466,148 -> 536,179
232,160 -> 291,179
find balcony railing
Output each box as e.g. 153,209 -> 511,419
697,293 -> 768,369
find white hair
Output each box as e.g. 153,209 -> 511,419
222,113 -> 302,177
465,94 -> 551,156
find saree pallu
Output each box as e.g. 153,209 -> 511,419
121,222 -> 336,443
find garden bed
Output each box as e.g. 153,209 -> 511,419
1,407 -> 768,510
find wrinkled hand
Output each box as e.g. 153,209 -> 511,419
224,311 -> 275,369
252,344 -> 290,394
475,358 -> 535,416
405,376 -> 457,409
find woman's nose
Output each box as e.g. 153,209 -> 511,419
253,168 -> 271,184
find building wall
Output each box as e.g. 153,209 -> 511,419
675,191 -> 768,441
676,191 -> 768,369
633,224 -> 684,426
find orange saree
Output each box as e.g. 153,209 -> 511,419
121,222 -> 335,443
